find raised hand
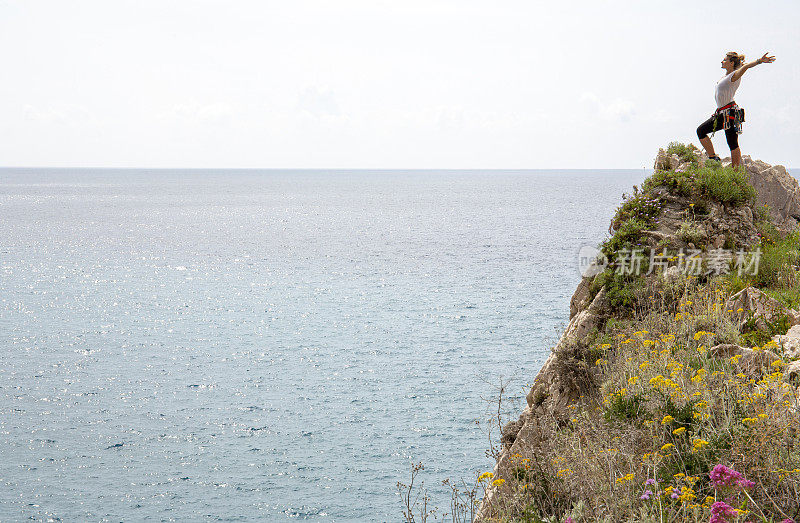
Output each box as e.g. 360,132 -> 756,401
758,52 -> 776,64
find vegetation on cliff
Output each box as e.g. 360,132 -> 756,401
477,144 -> 800,522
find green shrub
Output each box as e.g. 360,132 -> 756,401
763,287 -> 800,310
601,218 -> 651,259
641,168 -> 696,197
740,313 -> 790,346
677,221 -> 706,245
644,156 -> 757,208
591,269 -> 649,314
603,392 -> 648,422
610,192 -> 662,231
696,165 -> 756,206
754,231 -> 800,288
666,141 -> 700,165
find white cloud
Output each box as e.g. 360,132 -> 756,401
603,99 -> 636,122
579,93 -> 636,122
156,102 -> 236,125
296,85 -> 341,118
23,104 -> 91,125
435,106 -> 465,131
651,109 -> 675,124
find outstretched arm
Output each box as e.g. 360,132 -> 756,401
731,52 -> 776,82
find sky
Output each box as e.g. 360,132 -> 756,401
1,0 -> 798,169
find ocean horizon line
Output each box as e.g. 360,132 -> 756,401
0,166 -> 662,172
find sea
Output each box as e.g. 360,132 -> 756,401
0,168 -> 649,521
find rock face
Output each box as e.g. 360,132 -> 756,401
477,150 -> 800,520
569,276 -> 594,320
708,343 -> 780,379
725,287 -> 792,331
773,325 -> 800,360
652,150 -> 800,236
654,148 -> 696,174
525,287 -> 607,418
642,184 -> 760,251
742,157 -> 800,233
645,149 -> 766,252
478,288 -> 608,518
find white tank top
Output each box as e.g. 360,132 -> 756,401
715,71 -> 741,108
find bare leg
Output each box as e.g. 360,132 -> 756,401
700,137 -> 716,158
731,147 -> 741,168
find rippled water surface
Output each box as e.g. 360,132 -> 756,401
0,168 -> 647,521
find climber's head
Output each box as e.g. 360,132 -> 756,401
722,52 -> 745,73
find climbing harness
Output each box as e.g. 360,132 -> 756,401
710,101 -> 745,136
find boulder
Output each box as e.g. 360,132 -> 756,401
725,287 -> 788,331
653,149 -> 694,173
772,325 -> 800,360
743,157 -> 800,233
709,343 -> 780,378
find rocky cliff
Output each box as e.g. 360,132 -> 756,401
478,146 -> 800,521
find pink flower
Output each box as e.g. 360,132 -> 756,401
710,501 -> 738,523
737,478 -> 755,489
709,464 -> 744,488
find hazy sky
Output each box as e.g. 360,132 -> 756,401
1,0 -> 798,168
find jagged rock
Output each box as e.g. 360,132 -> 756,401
474,287 -> 612,519
654,148 -> 673,171
500,418 -> 524,449
570,275 -> 594,320
526,287 -> 607,413
654,148 -> 696,173
649,153 -> 800,250
654,151 -> 800,234
787,361 -> 800,383
709,343 -> 780,378
725,287 -> 788,331
772,325 -> 800,359
743,157 -> 800,233
638,187 -> 760,252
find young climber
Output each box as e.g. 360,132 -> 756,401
696,51 -> 776,168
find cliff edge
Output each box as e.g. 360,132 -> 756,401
478,144 -> 800,522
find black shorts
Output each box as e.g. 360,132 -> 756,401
696,110 -> 739,150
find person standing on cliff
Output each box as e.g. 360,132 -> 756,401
696,51 -> 776,168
